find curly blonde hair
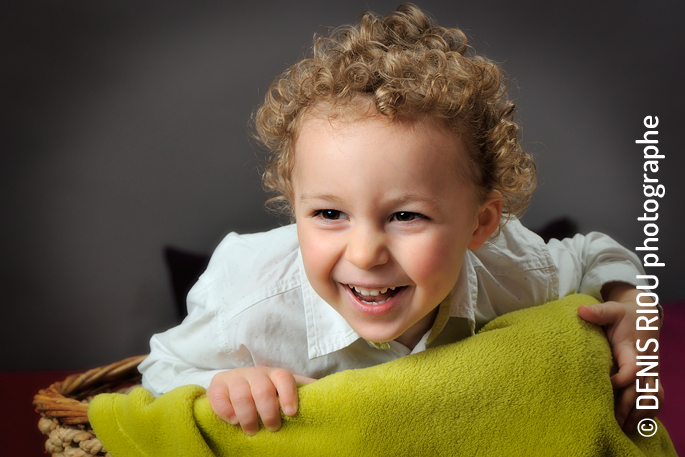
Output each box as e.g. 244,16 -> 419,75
254,3 -> 536,218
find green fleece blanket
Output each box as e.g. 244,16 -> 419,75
89,294 -> 676,456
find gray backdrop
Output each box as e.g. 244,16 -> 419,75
3,0 -> 683,370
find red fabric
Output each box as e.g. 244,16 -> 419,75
656,302 -> 685,454
0,370 -> 77,455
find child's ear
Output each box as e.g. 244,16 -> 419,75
468,192 -> 503,250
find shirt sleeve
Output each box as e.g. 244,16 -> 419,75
139,225 -> 304,396
546,232 -> 647,300
139,275 -> 254,396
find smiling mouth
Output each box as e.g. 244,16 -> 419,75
347,284 -> 405,305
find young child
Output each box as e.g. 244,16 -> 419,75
139,3 -> 662,437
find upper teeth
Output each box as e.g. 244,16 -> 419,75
349,285 -> 396,296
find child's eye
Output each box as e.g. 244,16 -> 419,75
315,209 -> 348,220
391,212 -> 423,222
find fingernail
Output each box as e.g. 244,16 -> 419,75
284,405 -> 295,416
228,414 -> 238,425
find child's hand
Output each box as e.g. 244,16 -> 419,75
207,367 -> 316,435
577,282 -> 664,434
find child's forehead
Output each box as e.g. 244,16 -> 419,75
296,108 -> 477,181
292,99 -> 481,191
300,100 -> 455,139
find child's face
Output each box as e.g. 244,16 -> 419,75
293,112 -> 490,348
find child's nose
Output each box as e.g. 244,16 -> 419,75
344,224 -> 389,270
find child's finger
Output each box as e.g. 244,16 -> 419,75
622,395 -> 659,434
614,382 -> 638,429
577,303 -> 624,326
623,410 -> 641,434
293,374 -> 317,384
206,379 -> 238,424
615,377 -> 663,433
610,370 -> 635,390
609,341 -> 639,389
228,377 -> 260,435
249,375 -> 282,432
269,369 -> 300,417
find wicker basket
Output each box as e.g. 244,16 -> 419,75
33,355 -> 147,457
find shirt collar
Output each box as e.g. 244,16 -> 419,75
298,248 -> 479,360
448,253 -> 478,333
298,250 -> 361,359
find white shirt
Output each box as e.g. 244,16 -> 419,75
140,220 -> 645,396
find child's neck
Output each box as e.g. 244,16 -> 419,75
394,307 -> 440,350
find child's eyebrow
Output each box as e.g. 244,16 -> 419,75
299,192 -> 443,209
298,193 -> 344,205
384,194 -> 445,213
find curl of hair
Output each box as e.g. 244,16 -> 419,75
254,3 -> 536,218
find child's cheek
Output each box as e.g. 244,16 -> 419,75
408,236 -> 466,295
300,231 -> 339,296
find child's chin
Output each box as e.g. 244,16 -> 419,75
353,325 -> 403,344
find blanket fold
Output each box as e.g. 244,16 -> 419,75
89,294 -> 676,456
